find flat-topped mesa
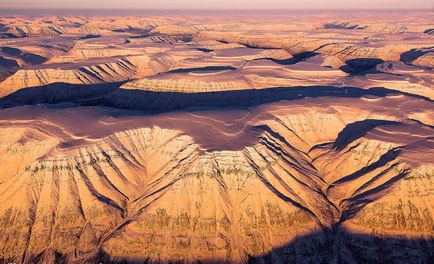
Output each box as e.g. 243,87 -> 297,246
120,57 -> 347,94
196,31 -> 311,51
120,76 -> 252,93
361,78 -> 434,100
47,47 -> 147,63
0,68 -> 91,98
194,31 -> 431,66
0,54 -> 175,98
0,95 -> 433,263
197,40 -> 246,51
321,21 -> 432,33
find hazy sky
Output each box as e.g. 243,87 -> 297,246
0,0 -> 432,9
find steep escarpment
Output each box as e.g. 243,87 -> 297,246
0,125 -> 330,263
0,94 -> 433,263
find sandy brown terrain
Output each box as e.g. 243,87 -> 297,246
0,10 -> 433,263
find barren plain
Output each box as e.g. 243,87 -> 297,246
0,10 -> 433,263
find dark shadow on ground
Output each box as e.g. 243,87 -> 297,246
15,226 -> 433,264
20,53 -> 48,65
196,47 -> 214,52
262,51 -> 319,65
0,81 -> 123,108
1,46 -> 21,56
1,46 -> 48,65
323,22 -> 367,30
333,119 -> 400,151
0,57 -> 19,68
78,34 -> 101,40
1,82 -> 432,112
400,47 -> 434,69
166,65 -> 236,74
95,85 -> 432,112
339,58 -> 384,75
246,227 -> 434,264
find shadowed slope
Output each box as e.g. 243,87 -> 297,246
1,83 -> 432,112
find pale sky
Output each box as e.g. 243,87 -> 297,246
0,0 -> 432,10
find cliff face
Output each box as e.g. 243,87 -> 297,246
0,127 -> 324,263
0,96 -> 433,263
